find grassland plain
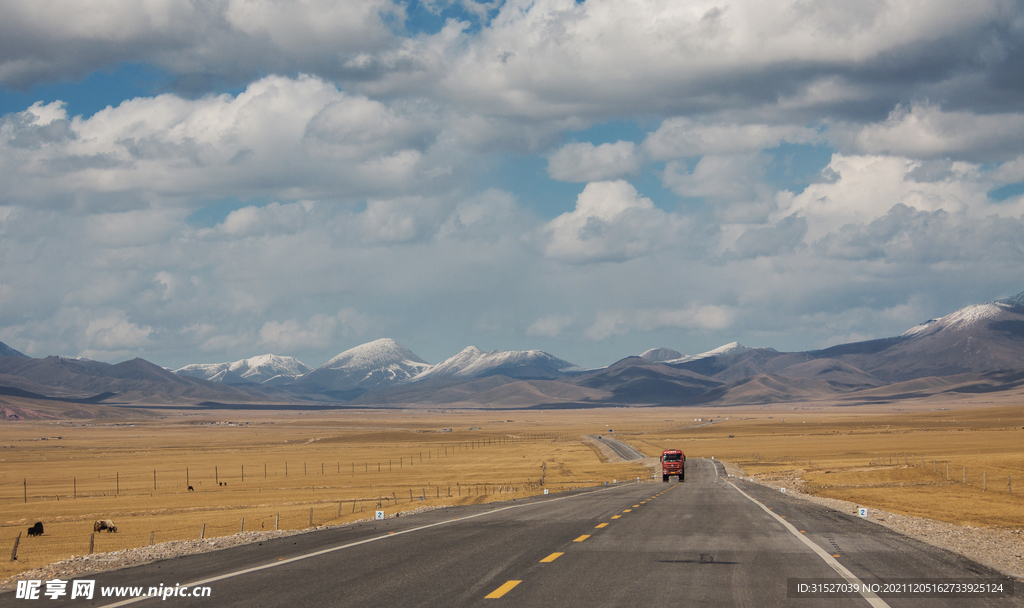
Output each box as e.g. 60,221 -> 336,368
0,409 -> 653,579
632,399 -> 1024,530
2,397 -> 1023,581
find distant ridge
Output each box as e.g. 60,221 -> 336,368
3,290 -> 1024,411
0,341 -> 28,358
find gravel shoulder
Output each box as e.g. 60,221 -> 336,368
719,460 -> 1024,581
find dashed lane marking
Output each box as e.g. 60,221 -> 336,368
540,552 -> 563,563
595,523 -> 608,528
573,535 -> 591,542
485,581 -> 521,599
611,515 -> 621,519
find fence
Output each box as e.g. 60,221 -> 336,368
865,451 -> 1017,494
3,477 -> 593,569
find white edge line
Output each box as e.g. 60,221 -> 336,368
727,480 -> 891,608
98,484 -> 627,607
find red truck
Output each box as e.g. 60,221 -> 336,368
660,449 -> 685,482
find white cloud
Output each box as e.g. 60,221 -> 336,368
0,0 -> 403,87
547,141 -> 640,182
526,314 -> 575,338
644,119 -> 821,159
0,75 -> 447,206
85,311 -> 152,350
542,180 -> 686,263
662,153 -> 772,203
776,153 -> 1018,243
259,309 -> 372,352
839,103 -> 1024,163
586,306 -> 735,340
218,201 -> 316,236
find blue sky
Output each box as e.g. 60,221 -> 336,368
1,0 -> 1023,370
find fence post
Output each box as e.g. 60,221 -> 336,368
150,531 -> 155,546
200,524 -> 205,539
983,471 -> 987,492
275,513 -> 279,530
10,532 -> 21,561
240,518 -> 244,533
89,533 -> 95,555
309,508 -> 313,527
946,463 -> 950,480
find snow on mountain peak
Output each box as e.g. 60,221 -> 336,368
175,354 -> 311,384
662,342 -> 752,364
321,338 -> 429,370
413,346 -> 578,381
639,347 -> 684,363
901,303 -> 1005,337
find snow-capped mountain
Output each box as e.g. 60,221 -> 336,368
175,354 -> 312,385
812,290 -> 1024,381
663,342 -> 753,364
639,347 -> 683,363
296,338 -> 431,390
412,346 -> 579,381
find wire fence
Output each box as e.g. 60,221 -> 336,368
3,477 -> 606,567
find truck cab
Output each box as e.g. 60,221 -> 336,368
660,449 -> 685,482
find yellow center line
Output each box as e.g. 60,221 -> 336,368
540,552 -> 563,563
573,535 -> 591,542
633,504 -> 640,507
595,523 -> 608,528
622,509 -> 632,513
485,580 -> 522,599
611,515 -> 621,519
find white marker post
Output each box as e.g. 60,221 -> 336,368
780,488 -> 786,493
375,510 -> 384,521
858,507 -> 868,518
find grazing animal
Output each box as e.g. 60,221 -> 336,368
94,519 -> 117,533
27,522 -> 43,537
187,485 -> 194,492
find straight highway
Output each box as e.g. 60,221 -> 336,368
2,459 -> 1017,607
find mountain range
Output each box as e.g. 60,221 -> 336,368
2,290 -> 1024,414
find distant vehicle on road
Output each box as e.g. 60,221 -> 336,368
660,449 -> 685,482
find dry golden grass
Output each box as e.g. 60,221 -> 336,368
0,409 -> 650,579
631,401 -> 1024,530
3,397 -> 1023,579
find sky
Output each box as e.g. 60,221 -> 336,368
1,0 -> 1023,371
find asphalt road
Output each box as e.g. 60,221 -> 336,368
590,435 -> 647,461
3,459 -> 1018,607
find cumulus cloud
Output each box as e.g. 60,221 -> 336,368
662,153 -> 773,203
526,314 -> 575,338
644,119 -> 822,159
0,75 -> 448,207
85,311 -> 152,350
586,306 -> 735,340
839,103 -> 1024,163
547,141 -> 641,182
259,309 -> 372,352
0,0 -> 403,88
775,153 -> 1004,242
542,180 -> 686,263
